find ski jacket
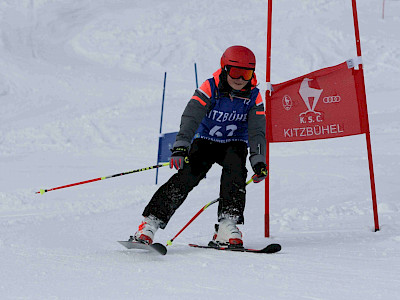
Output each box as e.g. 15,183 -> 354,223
173,69 -> 266,167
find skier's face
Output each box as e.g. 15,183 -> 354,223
227,75 -> 249,90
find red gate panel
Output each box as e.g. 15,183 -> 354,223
268,61 -> 368,143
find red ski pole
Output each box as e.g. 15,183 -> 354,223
166,178 -> 253,246
36,162 -> 169,195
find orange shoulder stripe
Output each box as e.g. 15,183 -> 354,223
256,111 -> 265,115
212,69 -> 222,87
199,80 -> 212,98
192,95 -> 207,106
255,92 -> 263,105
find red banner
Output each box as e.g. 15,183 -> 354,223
267,61 -> 368,142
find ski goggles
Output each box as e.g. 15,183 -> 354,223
226,66 -> 254,81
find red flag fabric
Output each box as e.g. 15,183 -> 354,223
267,61 -> 368,142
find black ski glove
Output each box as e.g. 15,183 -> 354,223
170,146 -> 189,170
251,162 -> 268,183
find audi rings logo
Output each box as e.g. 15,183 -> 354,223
282,95 -> 293,111
323,96 -> 341,103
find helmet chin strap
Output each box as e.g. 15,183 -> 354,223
230,84 -> 251,98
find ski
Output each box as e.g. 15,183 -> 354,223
118,240 -> 167,255
188,242 -> 281,254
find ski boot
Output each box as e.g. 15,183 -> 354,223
132,215 -> 162,245
208,219 -> 243,249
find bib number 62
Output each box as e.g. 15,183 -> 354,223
209,124 -> 238,137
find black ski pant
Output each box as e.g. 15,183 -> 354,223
143,139 -> 248,228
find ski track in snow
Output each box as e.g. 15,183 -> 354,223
1,0 -> 400,299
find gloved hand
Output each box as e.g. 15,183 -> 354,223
251,162 -> 268,183
169,146 -> 189,170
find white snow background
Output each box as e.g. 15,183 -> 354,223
1,0 -> 399,299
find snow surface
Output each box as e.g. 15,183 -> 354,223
1,0 -> 399,299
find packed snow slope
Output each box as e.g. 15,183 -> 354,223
1,0 -> 399,299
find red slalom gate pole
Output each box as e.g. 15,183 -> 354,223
351,0 -> 380,231
36,162 -> 169,195
264,0 -> 273,238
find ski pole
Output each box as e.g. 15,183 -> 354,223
36,162 -> 169,195
166,178 -> 253,246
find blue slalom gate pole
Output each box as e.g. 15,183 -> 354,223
194,62 -> 199,88
156,72 -> 167,185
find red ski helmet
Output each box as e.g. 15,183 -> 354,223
220,45 -> 256,70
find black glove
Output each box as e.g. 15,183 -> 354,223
251,162 -> 268,183
169,146 -> 189,170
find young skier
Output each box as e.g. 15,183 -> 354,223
133,45 -> 267,247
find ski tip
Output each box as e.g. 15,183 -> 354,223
117,241 -> 167,255
152,243 -> 167,255
264,243 -> 282,253
117,241 -> 131,248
